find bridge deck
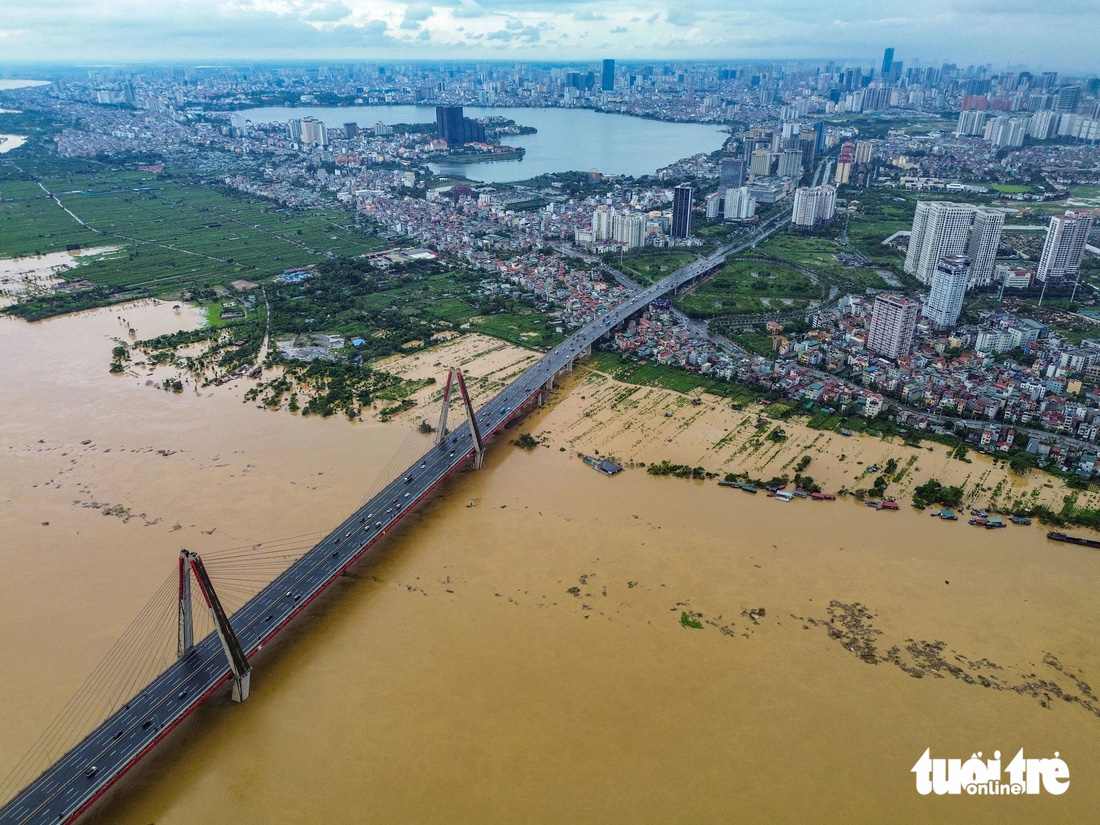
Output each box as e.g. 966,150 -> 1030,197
0,225 -> 785,825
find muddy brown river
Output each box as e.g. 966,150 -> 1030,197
1,302 -> 1097,823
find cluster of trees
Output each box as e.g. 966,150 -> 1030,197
912,478 -> 964,509
647,460 -> 715,480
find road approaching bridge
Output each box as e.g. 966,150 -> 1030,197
0,230 -> 777,825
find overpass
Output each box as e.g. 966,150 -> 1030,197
0,230 -> 773,825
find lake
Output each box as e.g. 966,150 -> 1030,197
237,104 -> 727,183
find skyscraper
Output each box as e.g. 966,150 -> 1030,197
612,212 -> 646,249
671,184 -> 693,239
904,201 -> 997,286
724,187 -> 756,221
777,150 -> 804,178
924,255 -> 971,328
602,59 -> 615,92
719,158 -> 745,190
882,48 -> 895,78
867,293 -> 919,359
966,207 -> 1005,288
791,185 -> 837,228
435,106 -> 485,145
1037,211 -> 1095,283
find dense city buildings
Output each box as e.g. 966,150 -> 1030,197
1037,210 -> 1096,282
671,184 -> 693,239
867,293 -> 920,359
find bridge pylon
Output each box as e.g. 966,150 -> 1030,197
177,550 -> 193,657
180,549 -> 252,702
435,367 -> 484,469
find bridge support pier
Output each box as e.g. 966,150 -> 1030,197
181,549 -> 253,702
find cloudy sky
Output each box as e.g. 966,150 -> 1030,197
1,0 -> 1098,73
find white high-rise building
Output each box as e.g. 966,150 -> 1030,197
904,201 -> 975,284
704,192 -> 723,220
791,185 -> 837,228
853,141 -> 874,164
984,116 -> 1027,148
777,150 -> 804,178
966,207 -> 1005,288
724,187 -> 757,221
867,293 -> 920,359
924,255 -> 971,328
611,213 -> 646,250
592,205 -> 614,241
1028,110 -> 1061,139
299,116 -> 328,146
956,110 -> 987,136
1037,211 -> 1095,283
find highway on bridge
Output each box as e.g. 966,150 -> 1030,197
0,236 -> 763,825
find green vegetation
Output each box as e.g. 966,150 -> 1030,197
680,611 -> 704,630
646,460 -> 715,480
675,259 -> 821,318
511,433 -> 540,449
753,234 -> 895,290
1,158 -> 385,319
912,478 -> 964,509
588,351 -> 758,403
615,250 -> 698,286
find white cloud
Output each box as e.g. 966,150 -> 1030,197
0,0 -> 1094,71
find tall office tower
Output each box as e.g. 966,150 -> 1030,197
719,158 -> 745,190
724,186 -> 757,221
965,207 -> 1005,288
612,213 -> 646,249
881,48 -> 895,78
1058,85 -> 1081,113
813,122 -> 826,153
904,201 -> 976,285
1037,211 -> 1095,283
749,149 -> 773,178
867,293 -> 919,359
777,150 -> 804,178
791,185 -> 837,228
592,205 -> 614,240
853,141 -> 874,165
924,255 -> 971,328
435,105 -> 485,145
671,184 -> 693,239
343,122 -> 358,139
287,118 -> 303,142
602,59 -> 615,92
956,109 -> 987,136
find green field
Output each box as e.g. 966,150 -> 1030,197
752,233 -> 899,290
675,259 -> 822,318
616,250 -> 698,286
989,183 -> 1036,194
1,158 -> 385,318
587,351 -> 757,400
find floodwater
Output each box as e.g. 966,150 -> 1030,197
1,303 -> 1099,824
